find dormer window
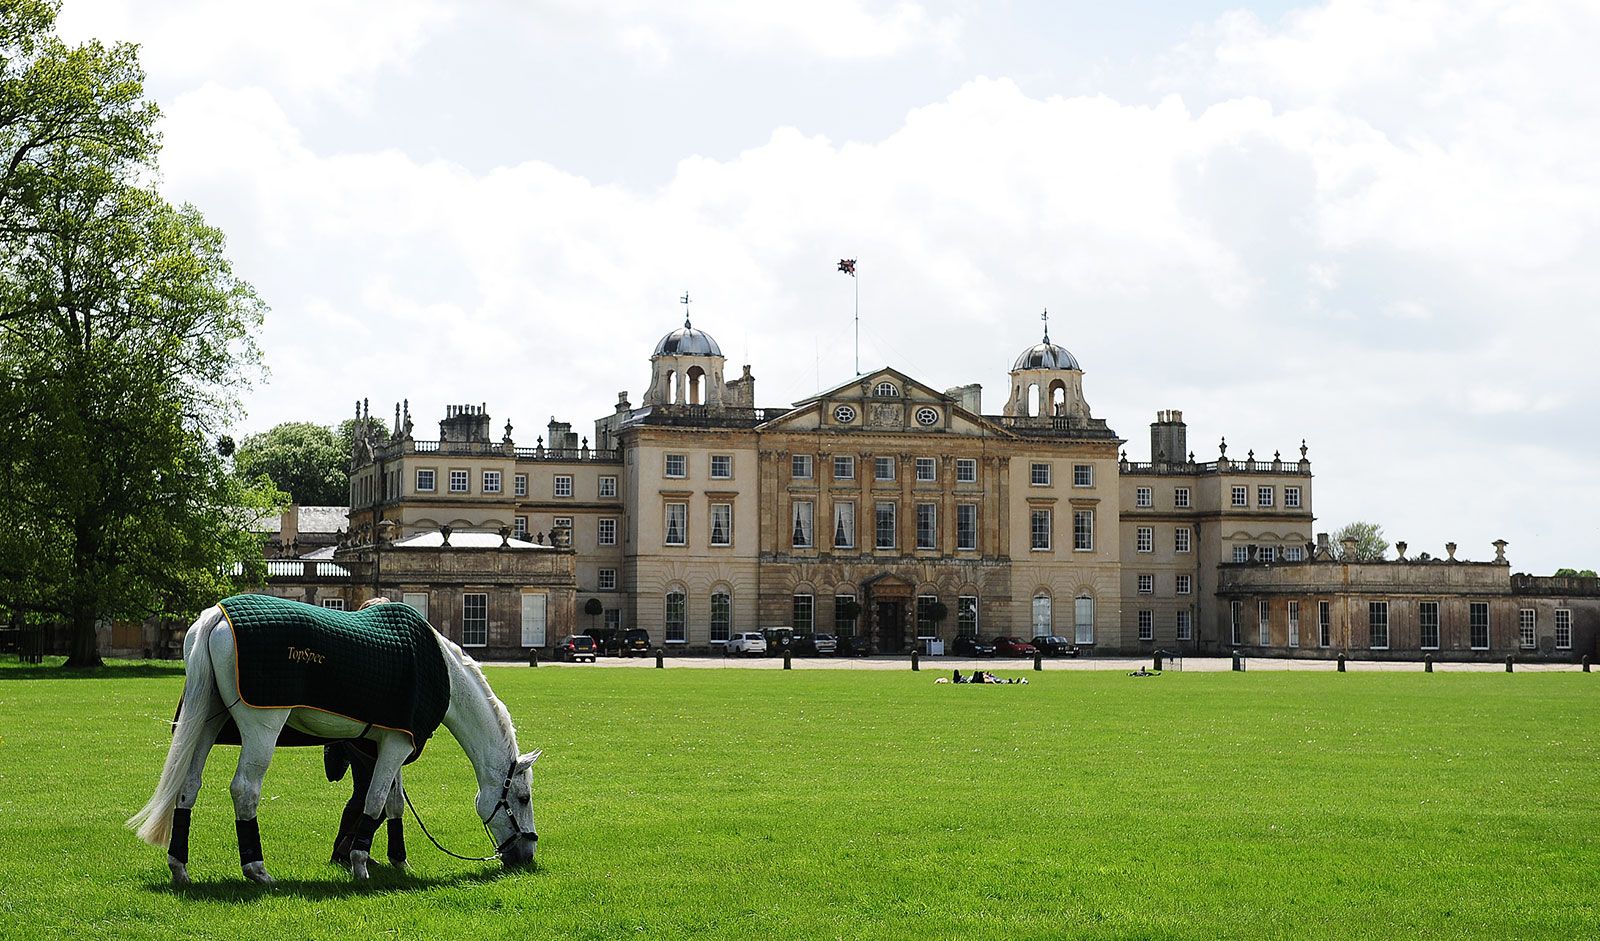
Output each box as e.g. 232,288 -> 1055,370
873,381 -> 900,398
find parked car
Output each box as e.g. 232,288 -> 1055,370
791,632 -> 838,656
992,636 -> 1039,656
556,634 -> 597,663
1031,635 -> 1078,657
726,632 -> 768,656
591,627 -> 649,657
952,635 -> 996,657
835,633 -> 872,656
583,627 -> 616,652
762,627 -> 795,652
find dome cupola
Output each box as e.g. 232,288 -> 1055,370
653,320 -> 723,357
1012,310 -> 1080,370
1004,309 -> 1094,420
643,293 -> 729,408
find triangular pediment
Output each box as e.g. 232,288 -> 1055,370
758,367 -> 1015,437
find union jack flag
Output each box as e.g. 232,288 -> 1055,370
837,258 -> 856,276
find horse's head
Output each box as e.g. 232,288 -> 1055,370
478,749 -> 540,867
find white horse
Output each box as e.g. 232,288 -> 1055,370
128,603 -> 540,884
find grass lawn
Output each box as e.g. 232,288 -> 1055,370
0,660 -> 1596,939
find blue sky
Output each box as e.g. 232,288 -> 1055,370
57,0 -> 1600,574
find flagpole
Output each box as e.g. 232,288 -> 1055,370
838,257 -> 859,375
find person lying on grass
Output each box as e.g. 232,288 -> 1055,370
942,669 -> 1027,684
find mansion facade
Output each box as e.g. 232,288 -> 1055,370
335,318 -> 1348,657
282,315 -> 1597,662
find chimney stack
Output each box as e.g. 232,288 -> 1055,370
1151,410 -> 1186,464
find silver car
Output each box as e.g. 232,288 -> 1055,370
726,631 -> 768,656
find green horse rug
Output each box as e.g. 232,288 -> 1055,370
210,594 -> 449,760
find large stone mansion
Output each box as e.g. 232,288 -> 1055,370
291,314 -> 1585,662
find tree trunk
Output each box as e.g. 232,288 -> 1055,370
63,605 -> 102,668
63,526 -> 104,668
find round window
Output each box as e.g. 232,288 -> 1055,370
916,407 -> 939,426
834,405 -> 857,423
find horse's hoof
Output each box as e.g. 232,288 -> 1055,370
242,861 -> 275,885
168,859 -> 190,887
387,855 -> 407,869
349,851 -> 371,881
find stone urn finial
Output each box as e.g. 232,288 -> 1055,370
1395,540 -> 1407,560
1446,541 -> 1457,561
1493,539 -> 1508,564
439,524 -> 452,547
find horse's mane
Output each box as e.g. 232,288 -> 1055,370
436,631 -> 519,751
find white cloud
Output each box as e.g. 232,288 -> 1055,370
56,0 -> 453,104
550,0 -> 962,60
95,0 -> 1600,574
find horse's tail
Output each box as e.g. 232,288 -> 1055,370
128,605 -> 225,846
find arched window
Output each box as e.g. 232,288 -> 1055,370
1048,380 -> 1067,416
1074,594 -> 1095,645
1032,593 -> 1052,635
874,381 -> 900,398
664,369 -> 677,404
709,589 -> 732,643
687,366 -> 706,405
665,589 -> 687,643
1028,383 -> 1041,417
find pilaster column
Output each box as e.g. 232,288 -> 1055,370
898,452 -> 914,553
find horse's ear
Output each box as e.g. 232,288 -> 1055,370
515,750 -> 542,774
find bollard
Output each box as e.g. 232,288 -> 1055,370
784,652 -> 792,670
655,647 -> 664,669
1506,655 -> 1513,673
1231,653 -> 1242,672
1337,653 -> 1346,673
911,649 -> 920,672
1424,655 -> 1432,673
528,649 -> 539,667
1153,650 -> 1164,672
1033,651 -> 1042,672
1584,655 -> 1591,673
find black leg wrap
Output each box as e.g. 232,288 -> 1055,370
387,819 -> 406,865
338,798 -> 362,840
169,807 -> 192,865
236,817 -> 264,867
351,813 -> 381,855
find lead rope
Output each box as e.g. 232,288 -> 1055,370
401,785 -> 500,862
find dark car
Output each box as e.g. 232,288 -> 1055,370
835,633 -> 872,656
991,636 -> 1039,656
1031,635 -> 1077,657
791,632 -> 838,656
762,627 -> 795,653
557,634 -> 597,663
952,635 -> 996,657
610,628 -> 650,657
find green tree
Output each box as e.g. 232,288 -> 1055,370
1554,568 -> 1597,578
235,422 -> 348,506
0,3 -> 273,667
1330,521 -> 1389,562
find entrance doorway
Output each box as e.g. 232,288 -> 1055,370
876,601 -> 904,653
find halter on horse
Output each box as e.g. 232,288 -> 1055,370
128,596 -> 541,884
